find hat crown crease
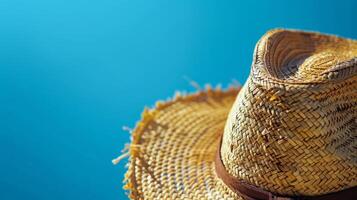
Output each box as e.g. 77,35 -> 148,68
221,30 -> 357,197
252,29 -> 357,85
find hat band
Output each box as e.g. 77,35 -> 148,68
214,134 -> 357,200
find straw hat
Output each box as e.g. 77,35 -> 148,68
116,29 -> 357,199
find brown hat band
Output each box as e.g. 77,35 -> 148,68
214,134 -> 357,200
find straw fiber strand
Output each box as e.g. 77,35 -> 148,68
124,88 -> 241,200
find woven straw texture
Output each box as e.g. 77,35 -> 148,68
123,87 -> 242,199
122,29 -> 357,199
222,29 -> 357,196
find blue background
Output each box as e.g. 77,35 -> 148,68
1,0 -> 356,199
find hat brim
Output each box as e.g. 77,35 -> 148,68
123,87 -> 244,199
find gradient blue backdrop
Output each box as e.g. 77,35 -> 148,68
1,0 -> 356,199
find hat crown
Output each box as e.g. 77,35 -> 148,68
221,30 -> 357,196
253,29 -> 357,83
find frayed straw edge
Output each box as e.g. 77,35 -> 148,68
114,81 -> 241,199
